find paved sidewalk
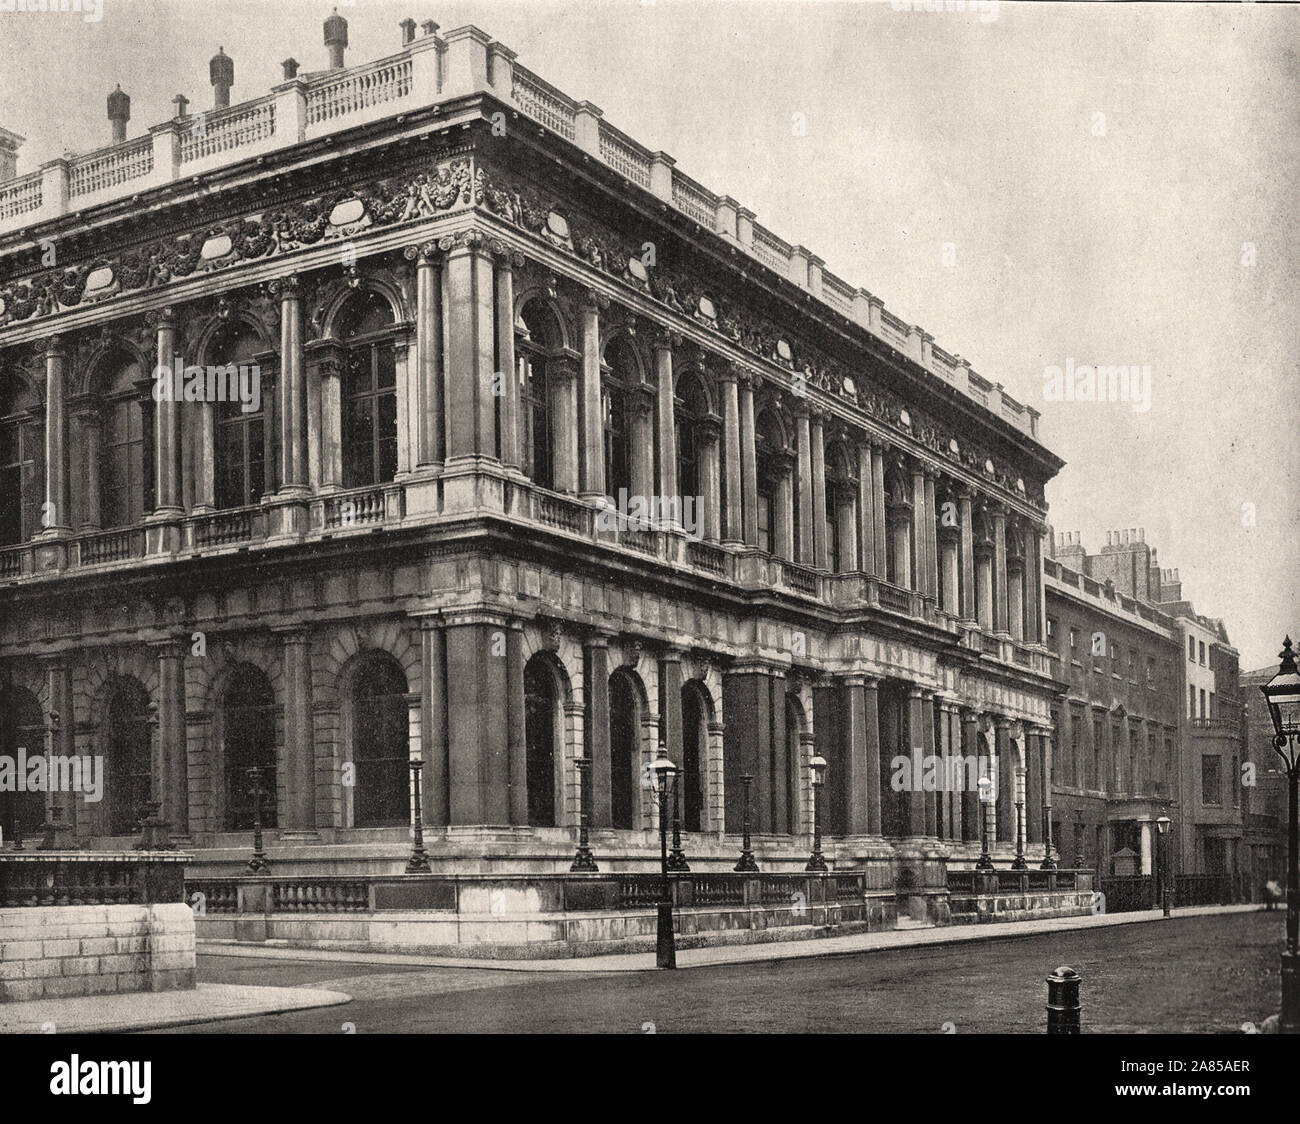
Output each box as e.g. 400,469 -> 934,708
0,983 -> 350,1034
198,903 -> 1264,974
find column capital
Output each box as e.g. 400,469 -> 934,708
403,240 -> 444,266
652,326 -> 682,351
267,273 -> 302,300
736,366 -> 759,392
145,306 -> 177,332
39,334 -> 67,358
581,287 -> 609,312
716,364 -> 739,386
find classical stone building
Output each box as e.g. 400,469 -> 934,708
1045,528 -> 1251,879
0,14 -> 1063,915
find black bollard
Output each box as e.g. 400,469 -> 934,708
1046,966 -> 1081,1034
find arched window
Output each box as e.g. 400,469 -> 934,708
603,337 -> 636,501
222,666 -> 278,831
340,291 -> 398,487
99,350 -> 153,528
518,300 -> 562,490
0,686 -> 44,842
212,328 -> 268,510
352,657 -> 409,828
675,373 -> 708,502
524,656 -> 559,827
609,670 -> 639,829
681,682 -> 707,832
105,678 -> 151,836
754,410 -> 785,555
0,372 -> 43,546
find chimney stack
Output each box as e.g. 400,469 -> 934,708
400,17 -> 416,45
421,19 -> 439,36
210,47 -> 234,109
107,85 -> 130,143
324,7 -> 349,69
0,128 -> 24,183
172,94 -> 190,120
281,58 -> 299,80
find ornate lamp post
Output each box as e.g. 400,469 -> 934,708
1260,637 -> 1300,1033
245,766 -> 270,873
570,756 -> 598,873
648,744 -> 679,969
406,758 -> 432,874
734,772 -> 759,872
976,774 -> 995,871
667,760 -> 690,873
806,754 -> 828,872
1011,759 -> 1028,870
1155,814 -> 1172,917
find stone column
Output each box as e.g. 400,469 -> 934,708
959,491 -> 975,620
629,384 -> 655,501
152,641 -> 188,836
862,676 -> 882,834
871,443 -> 887,576
770,672 -> 788,834
923,469 -> 938,598
494,247 -> 519,472
40,337 -> 70,534
906,687 -> 927,836
1040,727 -> 1054,860
660,651 -> 684,769
69,396 -> 102,530
1025,729 -> 1042,842
995,718 -> 1014,843
506,621 -> 527,826
311,342 -> 345,491
910,462 -> 927,596
411,240 -> 444,468
698,416 -> 722,541
584,636 -> 612,826
835,484 -> 857,572
774,455 -> 795,560
922,691 -> 938,837
794,404 -> 813,565
279,628 -> 316,831
445,617 -> 511,825
719,367 -> 743,545
1140,819 -> 1154,876
739,370 -> 758,548
810,408 -> 827,568
153,310 -> 181,514
550,358 -> 579,493
654,330 -> 678,525
889,504 -> 912,590
45,661 -> 75,831
579,289 -> 605,501
275,276 -> 307,493
192,399 -> 215,512
856,440 -> 875,573
444,232 -> 497,465
418,617 -> 448,827
940,528 -> 960,614
723,669 -> 772,833
961,710 -> 981,842
976,542 -> 994,631
843,676 -> 869,835
1008,556 -> 1025,642
992,505 -> 1008,634
1027,526 -> 1045,644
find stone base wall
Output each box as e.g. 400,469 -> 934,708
947,890 -> 1095,926
0,903 -> 196,1003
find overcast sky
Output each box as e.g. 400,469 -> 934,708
1,0 -> 1296,670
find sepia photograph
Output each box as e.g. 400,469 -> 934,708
0,0 -> 1296,1098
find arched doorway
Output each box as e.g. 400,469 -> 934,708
523,655 -> 559,827
609,670 -> 640,829
351,657 -> 409,828
105,678 -> 151,836
222,666 -> 278,831
0,686 -> 45,841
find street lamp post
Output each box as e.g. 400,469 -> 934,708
570,756 -> 599,873
245,766 -> 270,873
648,744 -> 679,969
405,758 -> 432,874
1156,814 -> 1171,917
976,774 -> 995,871
806,754 -> 828,872
734,773 -> 759,872
1260,636 -> 1300,1033
1011,780 -> 1028,871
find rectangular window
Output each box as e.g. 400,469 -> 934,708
1047,616 -> 1056,643
1189,685 -> 1196,718
1231,756 -> 1239,806
1069,627 -> 1078,653
1071,713 -> 1082,786
1188,635 -> 1196,661
1146,656 -> 1155,684
1209,691 -> 1216,718
1202,756 -> 1222,806
1128,649 -> 1137,681
1200,688 -> 1207,718
1199,641 -> 1206,666
757,487 -> 773,554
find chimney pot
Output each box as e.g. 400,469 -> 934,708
324,7 -> 349,69
281,57 -> 300,80
107,83 -> 131,143
400,17 -> 416,45
421,19 -> 439,36
172,93 -> 190,120
210,46 -> 234,110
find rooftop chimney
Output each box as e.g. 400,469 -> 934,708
324,7 -> 349,69
281,57 -> 299,80
172,93 -> 190,120
107,84 -> 130,143
0,128 -> 24,183
421,19 -> 439,36
400,17 -> 416,45
210,46 -> 234,109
